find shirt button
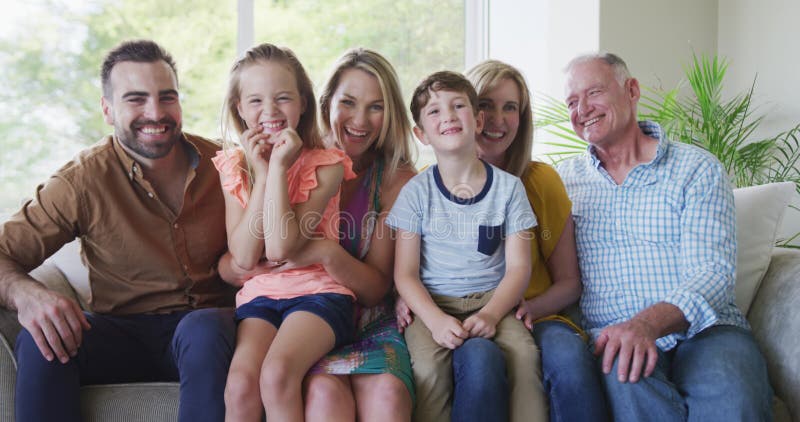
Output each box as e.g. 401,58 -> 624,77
173,223 -> 179,229
147,192 -> 154,198
183,264 -> 189,271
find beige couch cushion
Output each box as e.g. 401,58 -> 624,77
733,182 -> 794,314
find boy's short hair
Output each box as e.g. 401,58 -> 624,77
410,70 -> 478,127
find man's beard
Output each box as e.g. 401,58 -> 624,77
116,117 -> 182,159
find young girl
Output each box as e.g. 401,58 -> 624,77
213,43 -> 356,421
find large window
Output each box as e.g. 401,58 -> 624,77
0,0 -> 466,219
251,0 -> 464,109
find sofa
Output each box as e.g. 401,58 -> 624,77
2,182 -> 800,421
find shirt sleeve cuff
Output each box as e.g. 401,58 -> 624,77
663,289 -> 719,339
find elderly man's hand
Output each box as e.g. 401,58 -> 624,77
594,318 -> 659,383
14,285 -> 90,363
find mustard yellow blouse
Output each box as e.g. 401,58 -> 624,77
521,161 -> 584,336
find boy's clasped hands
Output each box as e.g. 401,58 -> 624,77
398,300 -> 500,349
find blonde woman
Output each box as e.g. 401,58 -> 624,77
468,60 -> 608,421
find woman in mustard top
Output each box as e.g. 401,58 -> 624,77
466,60 -> 608,422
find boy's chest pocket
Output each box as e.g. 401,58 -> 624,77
477,224 -> 504,256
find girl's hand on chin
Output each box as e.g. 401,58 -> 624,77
241,126 -> 272,175
269,128 -> 303,169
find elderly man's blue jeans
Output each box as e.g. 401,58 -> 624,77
533,320 -> 609,422
600,325 -> 772,421
15,307 -> 235,422
451,337 -> 509,422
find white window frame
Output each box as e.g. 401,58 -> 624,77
464,0 -> 490,70
237,0 -> 254,58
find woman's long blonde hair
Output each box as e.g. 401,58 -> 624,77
319,48 -> 416,177
221,43 -> 322,190
466,60 -> 533,178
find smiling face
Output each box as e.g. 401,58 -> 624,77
414,89 -> 483,156
330,68 -> 385,160
101,60 -> 182,159
236,60 -> 305,135
565,59 -> 639,148
476,77 -> 521,167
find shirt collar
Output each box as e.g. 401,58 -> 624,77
586,120 -> 670,169
638,120 -> 669,166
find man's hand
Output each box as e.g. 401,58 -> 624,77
594,318 -> 659,383
395,296 -> 414,333
428,313 -> 468,349
462,311 -> 499,338
515,298 -> 536,330
14,286 -> 90,363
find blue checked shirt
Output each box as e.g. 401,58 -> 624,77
557,121 -> 749,351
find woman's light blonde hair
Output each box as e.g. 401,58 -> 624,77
466,60 -> 533,178
221,43 -> 322,190
319,48 -> 416,177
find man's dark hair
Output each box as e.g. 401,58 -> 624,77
101,40 -> 177,98
410,70 -> 478,127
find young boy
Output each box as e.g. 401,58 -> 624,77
386,71 -> 547,421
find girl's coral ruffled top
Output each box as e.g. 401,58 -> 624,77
212,147 -> 357,307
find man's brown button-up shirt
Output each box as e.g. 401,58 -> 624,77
0,133 -> 234,314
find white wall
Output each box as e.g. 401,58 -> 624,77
598,0 -> 718,90
718,0 -> 800,141
719,0 -> 800,243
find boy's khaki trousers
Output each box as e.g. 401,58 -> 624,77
404,290 -> 548,422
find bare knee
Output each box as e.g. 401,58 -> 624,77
260,357 -> 303,402
305,374 -> 354,409
353,374 -> 412,420
225,367 -> 261,413
305,374 -> 355,421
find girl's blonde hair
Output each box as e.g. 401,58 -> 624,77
465,60 -> 533,178
221,43 -> 323,188
319,48 -> 416,177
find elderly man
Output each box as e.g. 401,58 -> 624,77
0,39 -> 235,422
557,52 -> 772,421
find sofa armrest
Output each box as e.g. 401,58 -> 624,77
1,309 -> 16,422
747,248 -> 800,420
29,261 -> 82,308
0,261 -> 77,351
